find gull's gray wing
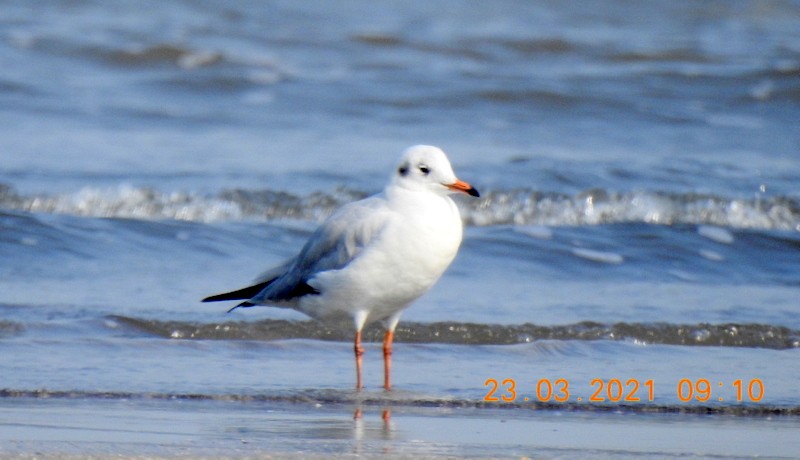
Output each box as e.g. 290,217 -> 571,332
246,195 -> 392,305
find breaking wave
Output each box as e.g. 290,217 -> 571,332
2,183 -> 799,231
0,320 -> 23,338
0,388 -> 796,417
111,316 -> 800,350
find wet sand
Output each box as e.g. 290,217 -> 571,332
2,396 -> 799,459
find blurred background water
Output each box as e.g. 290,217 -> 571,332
1,0 -> 799,418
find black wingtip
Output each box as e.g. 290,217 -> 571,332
227,301 -> 255,313
201,281 -> 272,303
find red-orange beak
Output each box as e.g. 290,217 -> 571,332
447,179 -> 480,197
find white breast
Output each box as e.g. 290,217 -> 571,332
298,190 -> 463,325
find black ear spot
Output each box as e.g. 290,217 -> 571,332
398,164 -> 409,176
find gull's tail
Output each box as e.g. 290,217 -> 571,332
203,270 -> 319,313
202,282 -> 270,313
202,281 -> 271,303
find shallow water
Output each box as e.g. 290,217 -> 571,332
1,0 -> 799,455
3,397 -> 799,458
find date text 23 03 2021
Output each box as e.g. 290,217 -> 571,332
483,378 -> 765,403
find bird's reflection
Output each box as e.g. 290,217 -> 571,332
351,405 -> 395,454
353,406 -> 392,422
223,399 -> 398,455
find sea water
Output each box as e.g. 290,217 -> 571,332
1,0 -> 799,455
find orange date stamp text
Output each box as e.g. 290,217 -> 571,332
483,378 -> 764,403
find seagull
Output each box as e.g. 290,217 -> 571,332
202,145 -> 479,390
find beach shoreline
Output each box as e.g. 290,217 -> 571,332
2,394 -> 799,459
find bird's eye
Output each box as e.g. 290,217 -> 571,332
418,165 -> 430,175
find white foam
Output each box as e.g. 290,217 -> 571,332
699,249 -> 725,261
571,248 -> 624,264
20,237 -> 38,246
516,225 -> 553,239
697,225 -> 734,244
17,186 -> 246,223
4,185 -> 800,231
177,51 -> 223,70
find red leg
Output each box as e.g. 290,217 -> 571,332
354,330 -> 365,390
383,330 -> 394,391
